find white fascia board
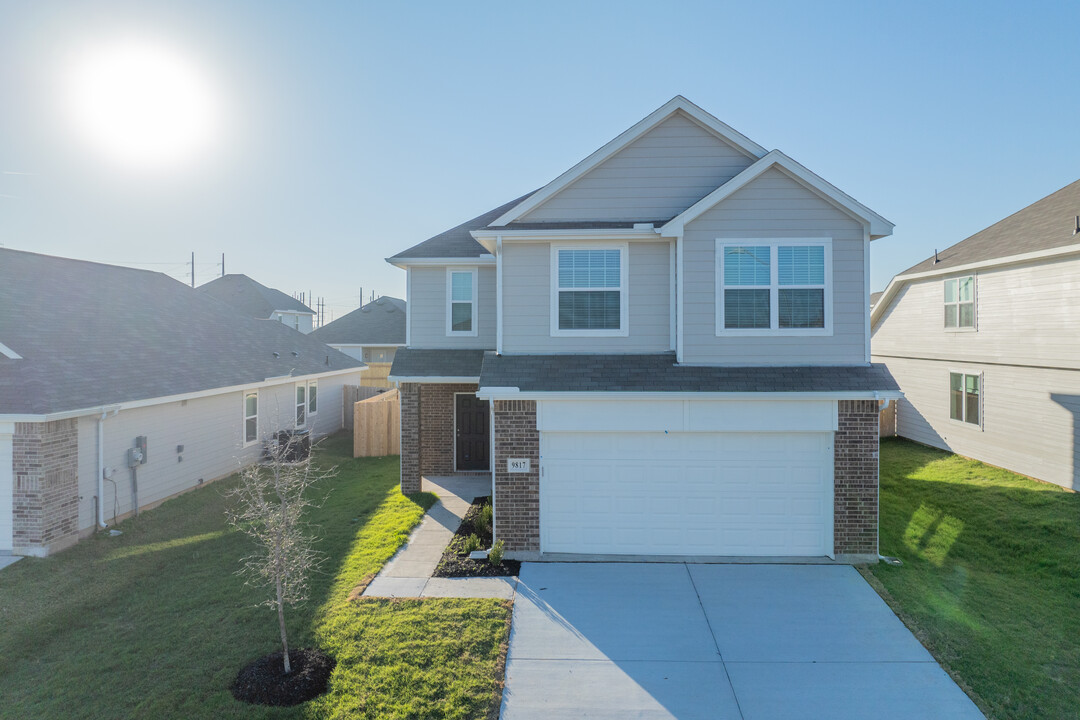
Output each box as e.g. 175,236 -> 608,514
870,242 -> 1080,328
329,343 -> 404,349
386,256 -> 495,270
0,367 -> 367,423
388,375 -> 481,384
472,228 -> 662,254
661,150 -> 894,239
476,389 -> 903,401
273,309 -> 315,316
489,96 -> 767,227
0,342 -> 22,360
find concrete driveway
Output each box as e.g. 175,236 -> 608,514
500,563 -> 983,719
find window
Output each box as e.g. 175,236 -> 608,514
446,269 -> 477,336
243,392 -> 258,445
949,372 -> 981,425
716,239 -> 831,334
308,380 -> 318,416
295,383 -> 306,427
944,276 -> 975,329
551,245 -> 628,336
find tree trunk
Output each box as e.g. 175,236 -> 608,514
278,574 -> 290,674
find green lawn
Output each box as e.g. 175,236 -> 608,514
870,438 -> 1080,720
0,433 -> 511,720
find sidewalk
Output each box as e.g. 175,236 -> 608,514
363,475 -> 518,600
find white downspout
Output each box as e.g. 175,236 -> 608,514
97,407 -> 119,528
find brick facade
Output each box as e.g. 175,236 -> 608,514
12,420 -> 79,555
399,382 -> 483,495
492,400 -> 540,554
833,400 -> 880,558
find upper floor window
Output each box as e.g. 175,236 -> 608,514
944,276 -> 975,330
446,268 -> 478,336
716,239 -> 831,335
243,391 -> 258,446
949,372 -> 981,426
551,245 -> 629,337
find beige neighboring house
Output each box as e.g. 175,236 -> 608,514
0,249 -> 365,557
199,273 -> 317,333
872,179 -> 1080,491
311,296 -> 405,388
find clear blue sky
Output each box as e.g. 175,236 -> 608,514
3,1 -> 1078,321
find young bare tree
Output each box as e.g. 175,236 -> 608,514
226,434 -> 331,674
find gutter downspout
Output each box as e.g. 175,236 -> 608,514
97,407 -> 119,529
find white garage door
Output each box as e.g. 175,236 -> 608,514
541,431 -> 833,557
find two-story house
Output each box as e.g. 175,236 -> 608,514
872,179 -> 1080,491
387,97 -> 898,562
199,273 -> 317,333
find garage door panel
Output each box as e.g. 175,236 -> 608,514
541,431 -> 833,557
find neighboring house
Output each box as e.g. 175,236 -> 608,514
0,249 -> 365,557
199,273 -> 316,333
387,96 -> 898,563
310,296 -> 405,389
872,179 -> 1080,491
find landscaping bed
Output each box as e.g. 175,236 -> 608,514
433,496 -> 520,578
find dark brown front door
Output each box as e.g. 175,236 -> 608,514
455,394 -> 490,471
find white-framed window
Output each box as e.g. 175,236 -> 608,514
243,391 -> 259,446
949,371 -> 981,426
944,276 -> 976,330
308,380 -> 318,417
550,244 -> 629,337
715,238 -> 832,335
446,268 -> 478,336
295,380 -> 318,427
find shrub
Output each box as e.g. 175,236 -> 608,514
479,504 -> 493,533
488,540 -> 505,566
464,534 -> 482,554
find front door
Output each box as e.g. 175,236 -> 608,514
455,394 -> 490,471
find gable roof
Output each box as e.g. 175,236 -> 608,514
660,150 -> 894,239
387,192 -> 535,263
900,178 -> 1080,276
310,296 -> 406,346
489,96 -> 767,227
870,291 -> 883,308
0,249 -> 362,417
198,274 -> 314,319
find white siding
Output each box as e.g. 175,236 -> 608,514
682,167 -> 867,365
75,371 -> 361,531
407,265 -> 495,349
878,356 -> 1079,491
501,241 -> 672,354
520,113 -> 756,223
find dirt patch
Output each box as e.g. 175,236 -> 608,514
231,648 -> 335,706
433,496 -> 520,578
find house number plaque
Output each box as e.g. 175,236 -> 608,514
507,458 -> 531,473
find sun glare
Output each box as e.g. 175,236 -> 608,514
67,39 -> 219,171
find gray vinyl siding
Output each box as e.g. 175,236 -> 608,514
879,356 -> 1079,491
407,265 -> 496,349
682,167 -> 867,365
501,241 -> 672,354
872,255 -> 1080,370
519,113 -> 756,223
75,372 -> 361,531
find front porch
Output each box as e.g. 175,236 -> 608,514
399,382 -> 491,494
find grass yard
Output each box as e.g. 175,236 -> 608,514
0,432 -> 511,720
870,438 -> 1080,720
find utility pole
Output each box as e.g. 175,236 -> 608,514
190,252 -> 195,288
221,253 -> 225,277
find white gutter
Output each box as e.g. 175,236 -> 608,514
387,375 -> 481,384
386,256 -> 495,270
475,388 -> 904,401
96,405 -> 121,529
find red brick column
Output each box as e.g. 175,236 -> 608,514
834,400 -> 880,559
13,419 -> 79,555
399,383 -> 421,494
493,400 -> 540,554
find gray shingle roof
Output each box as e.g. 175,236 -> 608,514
901,178 -> 1080,276
0,249 -> 363,416
479,352 -> 899,393
388,192 -> 537,261
198,274 -> 314,318
310,296 -> 406,346
870,291 -> 883,307
388,348 -> 486,380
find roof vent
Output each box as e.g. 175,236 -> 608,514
273,351 -> 280,358
933,249 -> 940,264
291,351 -> 299,357
1074,215 -> 1079,235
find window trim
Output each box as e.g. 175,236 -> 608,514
308,379 -> 318,417
295,383 -> 307,428
714,237 -> 833,336
445,267 -> 479,337
944,275 -> 977,332
948,369 -> 983,429
243,391 -> 259,447
549,242 -> 630,338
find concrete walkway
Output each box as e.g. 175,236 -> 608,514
362,475 -> 518,600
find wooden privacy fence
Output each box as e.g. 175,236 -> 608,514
879,400 -> 896,437
342,385 -> 388,430
354,389 -> 400,457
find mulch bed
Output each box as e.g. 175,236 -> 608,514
231,648 -> 335,706
433,496 -> 520,578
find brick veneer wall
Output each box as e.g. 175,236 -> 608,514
399,382 -> 482,495
492,400 -> 540,553
13,420 -> 79,555
834,400 -> 880,557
